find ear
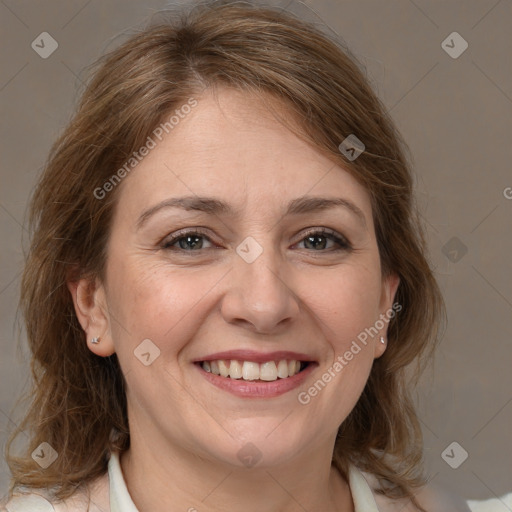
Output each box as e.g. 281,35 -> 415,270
374,272 -> 400,359
67,276 -> 116,357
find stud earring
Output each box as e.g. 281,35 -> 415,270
90,337 -> 100,344
380,336 -> 386,344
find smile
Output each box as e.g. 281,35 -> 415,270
200,359 -> 309,381
194,350 -> 317,398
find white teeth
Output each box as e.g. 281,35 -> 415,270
210,360 -> 220,376
277,360 -> 289,379
242,361 -> 260,381
218,360 -> 230,378
201,359 -> 306,381
229,360 -> 243,379
260,361 -> 278,381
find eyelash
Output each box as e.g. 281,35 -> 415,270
161,227 -> 352,253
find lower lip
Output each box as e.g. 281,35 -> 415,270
195,363 -> 317,398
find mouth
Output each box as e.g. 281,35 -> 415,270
193,350 -> 317,398
197,359 -> 310,381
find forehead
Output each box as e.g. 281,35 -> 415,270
113,87 -> 373,223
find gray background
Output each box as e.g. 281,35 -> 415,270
1,0 -> 511,504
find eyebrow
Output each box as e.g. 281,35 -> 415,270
137,195 -> 367,229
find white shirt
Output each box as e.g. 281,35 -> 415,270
3,451 -> 508,511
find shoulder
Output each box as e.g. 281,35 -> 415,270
410,480 -> 472,511
1,472 -> 110,512
2,491 -> 57,512
361,470 -> 471,512
467,493 -> 512,512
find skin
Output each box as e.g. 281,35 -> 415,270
69,87 -> 400,512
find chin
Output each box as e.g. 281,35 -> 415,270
194,419 -> 310,469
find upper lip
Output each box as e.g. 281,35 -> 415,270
193,350 -> 316,364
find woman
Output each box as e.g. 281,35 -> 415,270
1,1 -> 475,510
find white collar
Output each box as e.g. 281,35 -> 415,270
347,463 -> 380,511
108,451 -> 139,512
108,451 -> 380,512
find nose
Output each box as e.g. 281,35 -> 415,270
220,243 -> 300,334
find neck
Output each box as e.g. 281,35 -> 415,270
120,436 -> 354,512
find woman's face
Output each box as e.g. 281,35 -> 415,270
80,88 -> 399,468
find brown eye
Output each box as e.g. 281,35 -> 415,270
162,230 -> 214,251
296,229 -> 351,252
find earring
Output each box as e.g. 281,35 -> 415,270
90,337 -> 100,344
380,336 -> 386,344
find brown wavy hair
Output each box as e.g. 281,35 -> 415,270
4,0 -> 445,507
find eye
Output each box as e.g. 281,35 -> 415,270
161,227 -> 351,253
294,228 -> 351,252
162,229 -> 215,251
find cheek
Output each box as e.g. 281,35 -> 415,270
106,257 -> 224,347
301,260 -> 383,347
294,262 -> 382,426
